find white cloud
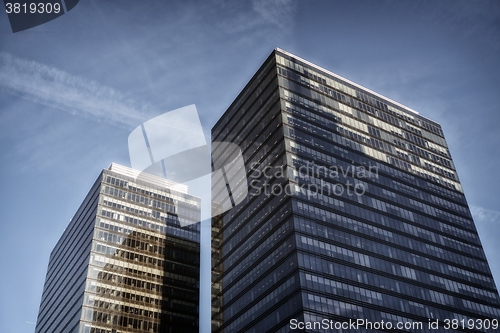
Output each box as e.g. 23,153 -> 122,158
0,52 -> 157,129
470,205 -> 500,225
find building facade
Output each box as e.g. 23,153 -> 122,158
35,163 -> 201,333
211,49 -> 500,332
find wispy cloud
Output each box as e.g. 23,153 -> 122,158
212,0 -> 297,40
0,52 -> 157,128
470,205 -> 500,225
251,0 -> 298,30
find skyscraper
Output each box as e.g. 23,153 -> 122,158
35,163 -> 201,333
211,48 -> 500,332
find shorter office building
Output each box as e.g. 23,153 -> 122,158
35,163 -> 201,333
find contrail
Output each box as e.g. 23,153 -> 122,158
0,52 -> 157,128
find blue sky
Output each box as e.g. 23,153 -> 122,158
0,1 -> 499,332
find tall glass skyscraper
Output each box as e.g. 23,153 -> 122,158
35,163 -> 201,333
211,49 -> 500,332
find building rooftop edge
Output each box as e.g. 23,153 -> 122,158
274,48 -> 441,122
107,163 -> 189,195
